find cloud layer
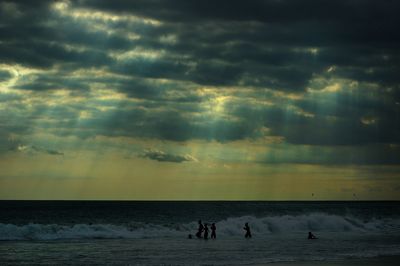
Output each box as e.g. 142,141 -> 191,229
141,149 -> 196,163
0,0 -> 399,165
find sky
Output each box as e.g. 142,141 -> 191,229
0,0 -> 399,200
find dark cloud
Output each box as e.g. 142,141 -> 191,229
0,70 -> 12,81
113,57 -> 189,81
1,0 -> 398,90
48,106 -> 259,142
258,144 -> 400,165
0,0 -> 400,165
31,145 -> 64,156
80,0 -> 398,25
0,92 -> 22,102
141,148 -> 196,163
13,73 -> 91,91
5,142 -> 64,156
231,95 -> 400,146
0,40 -> 112,69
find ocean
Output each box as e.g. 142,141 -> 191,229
1,201 -> 400,265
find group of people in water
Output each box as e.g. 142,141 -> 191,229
194,220 -> 218,239
189,220 -> 317,240
190,220 -> 252,239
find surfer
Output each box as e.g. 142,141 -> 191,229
244,222 -> 252,238
308,231 -> 317,239
204,223 -> 209,239
211,223 -> 216,239
196,220 -> 204,238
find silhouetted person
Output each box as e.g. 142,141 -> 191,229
244,222 -> 252,238
308,231 -> 317,239
211,223 -> 216,239
204,223 -> 209,239
196,220 -> 204,238
188,234 -> 193,239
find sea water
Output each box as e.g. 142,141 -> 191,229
0,201 -> 399,265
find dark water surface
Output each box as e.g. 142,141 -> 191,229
1,201 -> 400,265
1,200 -> 399,225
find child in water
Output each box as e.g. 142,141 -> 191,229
308,232 -> 317,239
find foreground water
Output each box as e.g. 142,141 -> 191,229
0,201 -> 399,265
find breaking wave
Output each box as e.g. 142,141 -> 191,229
1,213 -> 399,241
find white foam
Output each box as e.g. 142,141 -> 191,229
1,213 -> 399,241
215,214 -> 390,235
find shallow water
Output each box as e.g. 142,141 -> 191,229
1,201 -> 400,265
2,233 -> 400,265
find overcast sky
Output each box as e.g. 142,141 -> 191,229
0,0 -> 399,199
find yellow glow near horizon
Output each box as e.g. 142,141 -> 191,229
1,150 -> 399,200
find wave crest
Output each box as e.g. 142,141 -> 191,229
1,213 -> 398,241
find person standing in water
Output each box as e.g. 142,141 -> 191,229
196,220 -> 204,238
243,222 -> 252,238
210,223 -> 217,239
203,223 -> 209,239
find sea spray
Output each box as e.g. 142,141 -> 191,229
1,213 -> 400,241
